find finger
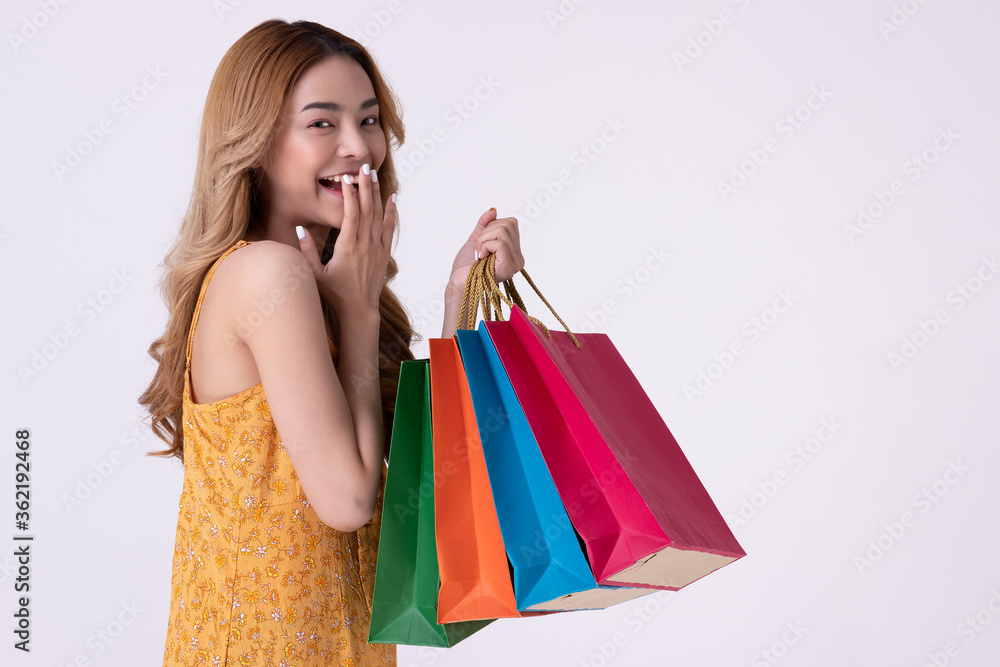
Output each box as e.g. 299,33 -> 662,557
380,192 -> 397,251
475,238 -> 507,282
357,164 -> 375,241
470,208 -> 498,243
483,241 -> 513,281
476,224 -> 512,258
369,167 -> 384,242
506,215 -> 520,247
295,225 -> 324,273
490,219 -> 523,269
478,229 -> 524,281
341,173 -> 359,241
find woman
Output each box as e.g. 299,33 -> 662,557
139,18 -> 524,666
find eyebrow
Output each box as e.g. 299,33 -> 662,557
300,98 -> 379,113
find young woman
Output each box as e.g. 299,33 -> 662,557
139,19 -> 524,666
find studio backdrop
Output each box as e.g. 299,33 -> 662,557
1,1 -> 998,665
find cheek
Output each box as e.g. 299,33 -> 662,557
272,137 -> 317,185
371,133 -> 388,169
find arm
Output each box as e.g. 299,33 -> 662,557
440,280 -> 467,339
231,242 -> 384,532
335,307 -> 384,488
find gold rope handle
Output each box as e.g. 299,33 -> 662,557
454,253 -> 581,349
456,254 -> 526,328
457,255 -> 492,329
456,254 -> 501,329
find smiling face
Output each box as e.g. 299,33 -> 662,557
259,54 -> 386,232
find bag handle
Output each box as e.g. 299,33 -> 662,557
455,253 -> 581,349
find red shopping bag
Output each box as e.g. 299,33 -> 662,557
471,254 -> 746,590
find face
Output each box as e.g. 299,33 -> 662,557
260,55 -> 386,231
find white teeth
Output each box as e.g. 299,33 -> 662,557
319,174 -> 356,185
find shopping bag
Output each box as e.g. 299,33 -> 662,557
368,359 -> 491,646
455,324 -> 654,611
468,253 -> 745,590
428,338 -> 520,623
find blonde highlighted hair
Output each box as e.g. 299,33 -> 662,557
139,19 -> 418,460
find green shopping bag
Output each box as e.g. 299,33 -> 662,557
368,359 -> 492,646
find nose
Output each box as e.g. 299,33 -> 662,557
336,122 -> 372,162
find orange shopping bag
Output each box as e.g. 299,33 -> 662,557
429,336 -> 520,623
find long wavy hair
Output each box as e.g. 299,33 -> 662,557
140,19 -> 418,461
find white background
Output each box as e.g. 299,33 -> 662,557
2,0 -> 999,665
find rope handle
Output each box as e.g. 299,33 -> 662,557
455,252 -> 581,349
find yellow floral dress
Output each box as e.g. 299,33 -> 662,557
162,240 -> 396,666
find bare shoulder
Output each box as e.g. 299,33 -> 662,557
203,240 -> 326,350
208,241 -> 317,310
214,240 -> 313,291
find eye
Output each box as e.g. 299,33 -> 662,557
363,115 -> 380,127
309,120 -> 331,129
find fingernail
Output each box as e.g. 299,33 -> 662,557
362,163 -> 370,175
371,170 -> 378,183
296,226 -> 306,240
343,174 -> 353,185
489,207 -> 497,213
391,192 -> 397,203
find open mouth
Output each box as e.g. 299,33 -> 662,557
318,177 -> 343,193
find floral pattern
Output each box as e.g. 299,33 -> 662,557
163,241 -> 395,666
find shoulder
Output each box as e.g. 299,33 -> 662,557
212,240 -> 316,298
207,241 -> 322,343
219,240 -> 310,278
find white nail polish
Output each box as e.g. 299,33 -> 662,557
296,226 -> 306,240
362,163 -> 370,175
371,170 -> 378,183
343,174 -> 353,185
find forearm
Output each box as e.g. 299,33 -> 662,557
335,308 -> 385,483
441,281 -> 467,338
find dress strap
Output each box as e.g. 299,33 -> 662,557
184,240 -> 252,374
